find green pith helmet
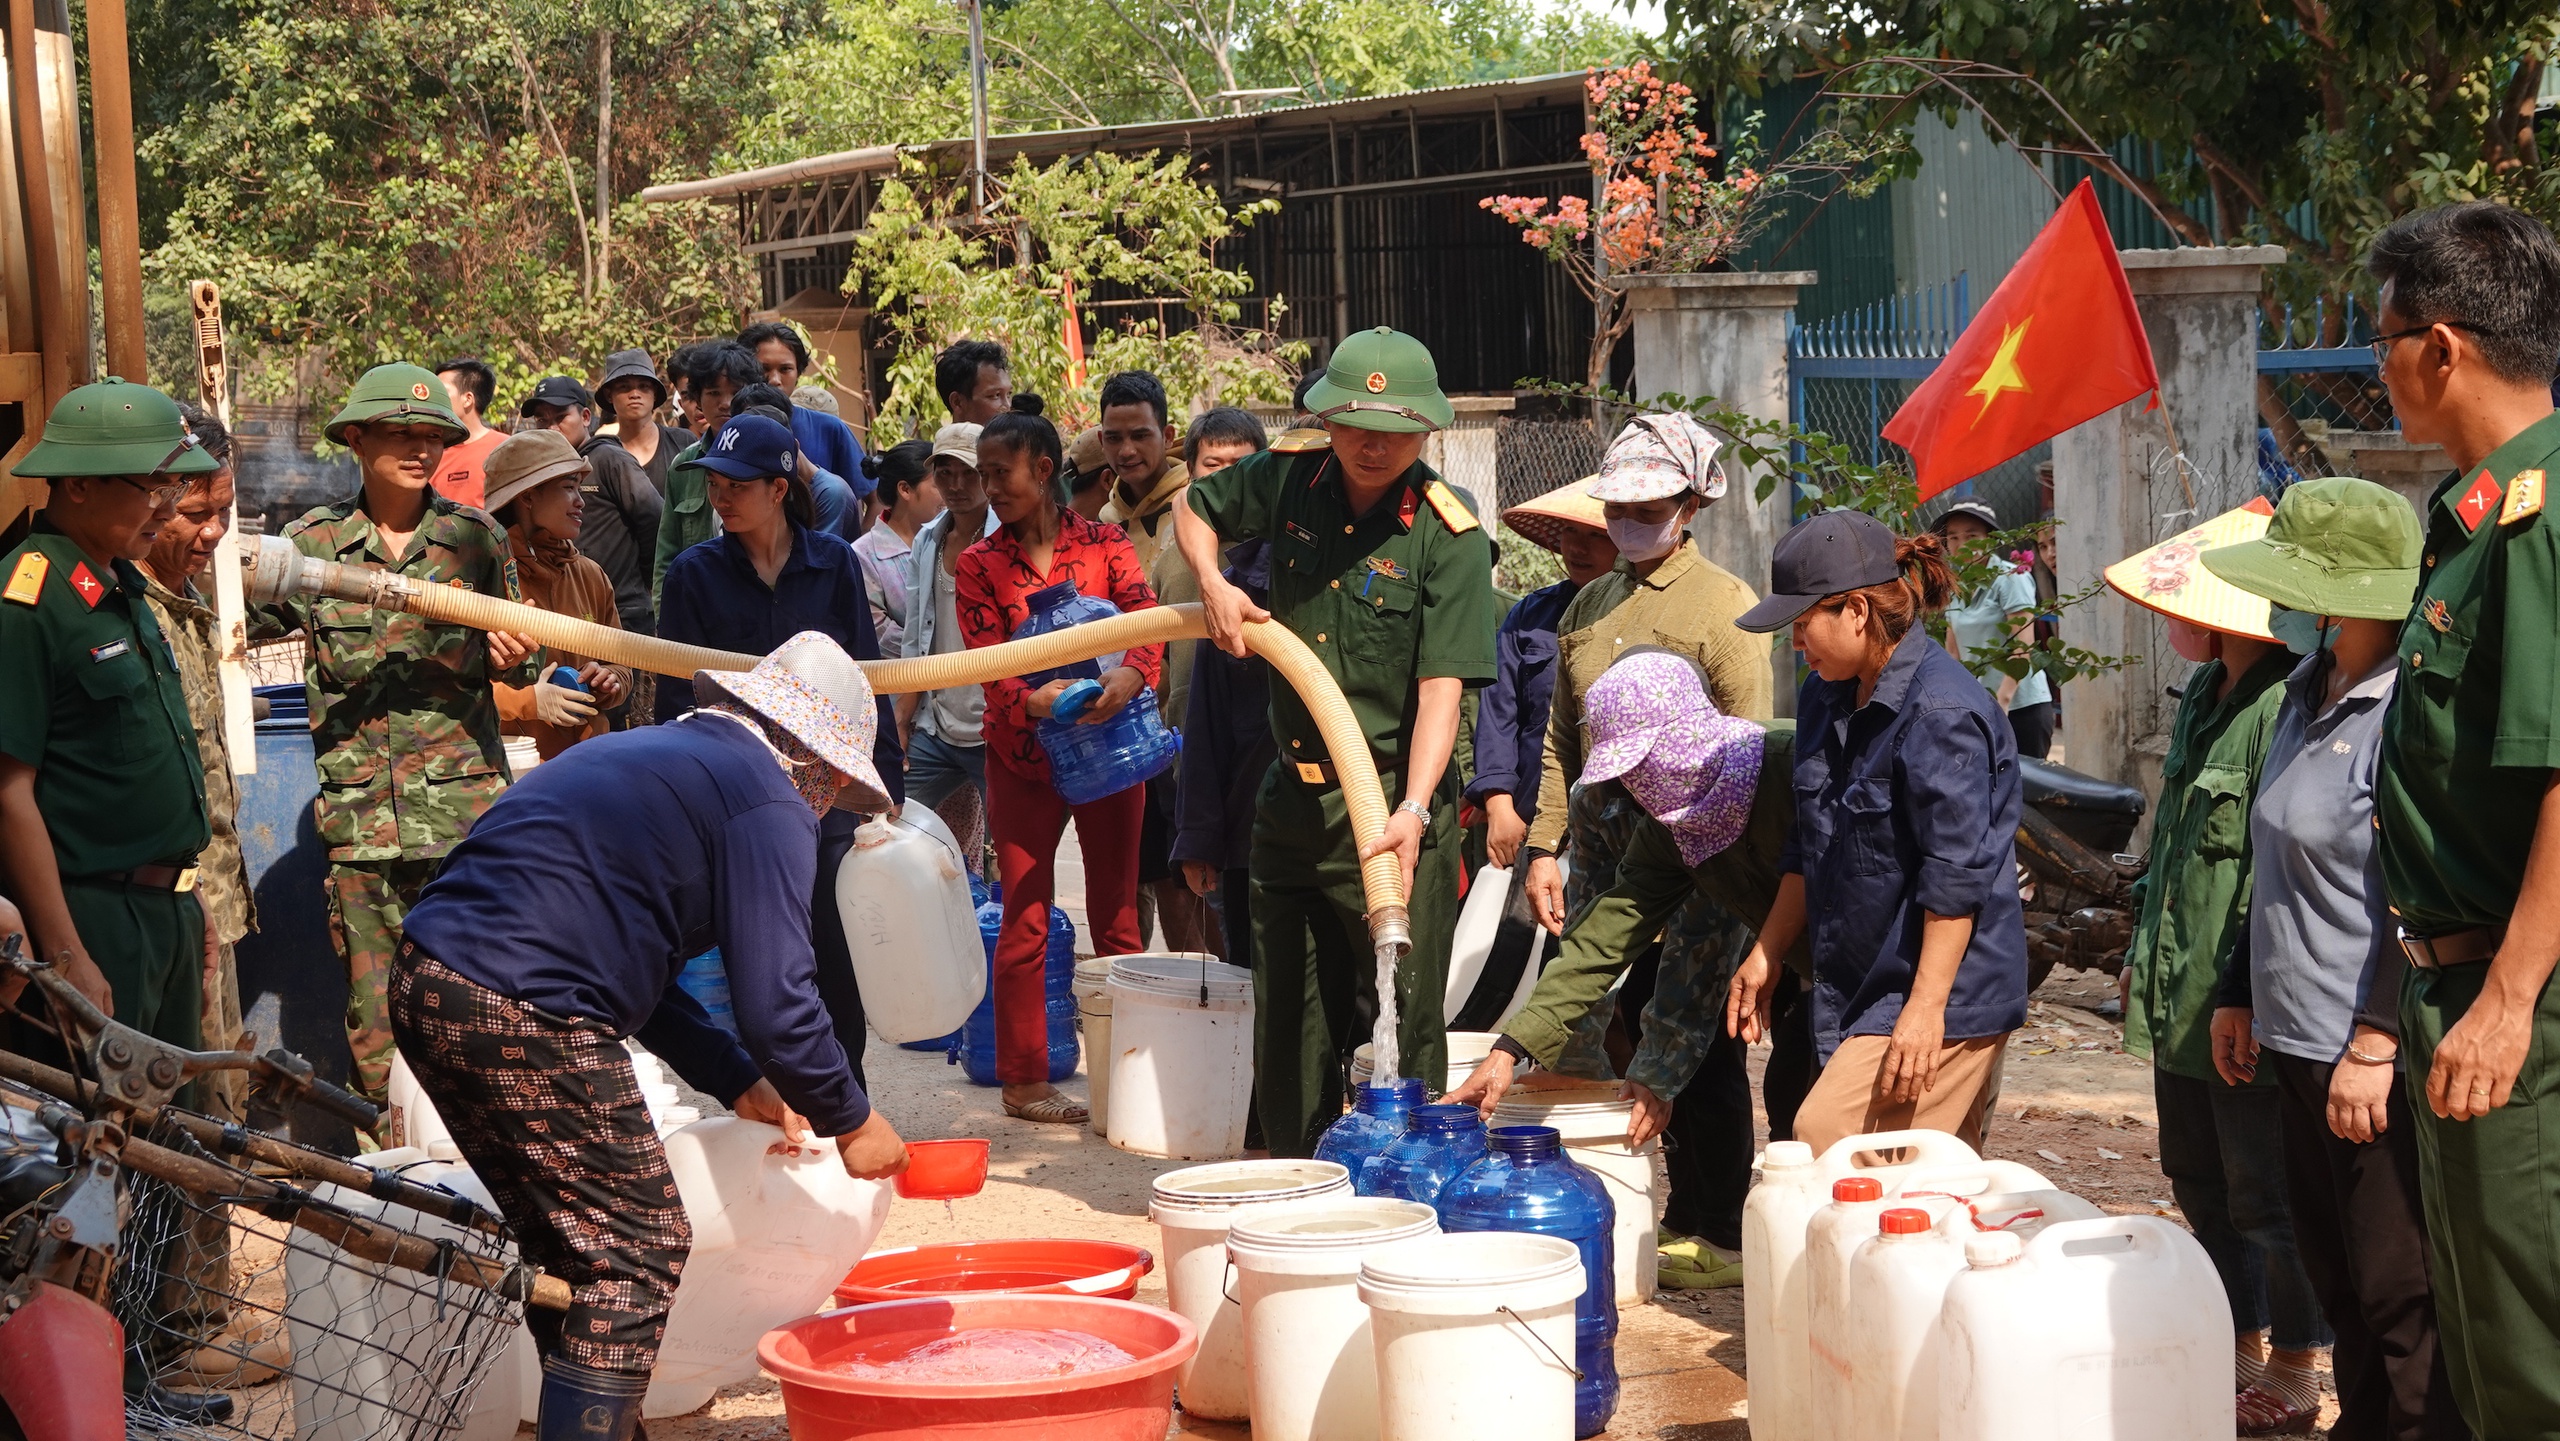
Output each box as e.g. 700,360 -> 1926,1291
11,378 -> 223,479
323,363 -> 468,447
1301,327 -> 1454,434
2200,476 -> 2423,621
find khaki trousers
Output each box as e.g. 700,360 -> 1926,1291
1790,1032 -> 2009,1157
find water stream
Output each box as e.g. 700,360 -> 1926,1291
1369,942 -> 1402,1081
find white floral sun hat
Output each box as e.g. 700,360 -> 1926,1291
1584,412 -> 1729,505
691,631 -> 891,812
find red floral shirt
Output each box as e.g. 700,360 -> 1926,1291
955,505 -> 1165,782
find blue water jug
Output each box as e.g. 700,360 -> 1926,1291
1011,580 -> 1180,805
1319,1079 -> 1426,1195
901,874 -> 993,1052
674,949 -> 739,1037
1013,579 -> 1125,684
952,883 -> 1080,1084
1440,1125 -> 1620,1437
1368,1104 -> 1488,1211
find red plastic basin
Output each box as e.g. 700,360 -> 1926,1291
760,1295 -> 1196,1441
833,1239 -> 1155,1308
896,1139 -> 990,1200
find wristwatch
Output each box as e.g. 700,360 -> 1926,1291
1395,799 -> 1431,826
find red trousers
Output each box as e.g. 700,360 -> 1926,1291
986,759 -> 1145,1085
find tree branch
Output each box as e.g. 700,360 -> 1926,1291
1088,0 -> 1206,114
504,23 -> 594,301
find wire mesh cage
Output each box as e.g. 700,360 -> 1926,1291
113,1116 -> 526,1441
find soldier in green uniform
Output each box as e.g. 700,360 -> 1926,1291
1172,327 -> 1499,1156
251,363 -> 539,1104
0,379 -> 220,1062
2364,203 -> 2560,1437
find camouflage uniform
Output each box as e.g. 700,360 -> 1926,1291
142,572 -> 256,1120
251,491 -> 534,1100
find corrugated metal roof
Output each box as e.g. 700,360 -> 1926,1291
640,71 -> 1591,202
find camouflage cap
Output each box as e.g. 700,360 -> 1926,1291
13,377 -> 222,478
323,363 -> 468,447
1300,327 -> 1453,433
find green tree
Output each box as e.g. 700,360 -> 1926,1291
845,151 -> 1306,437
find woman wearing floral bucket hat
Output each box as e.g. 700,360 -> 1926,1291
2199,478 -> 2461,1439
394,630 -> 911,1441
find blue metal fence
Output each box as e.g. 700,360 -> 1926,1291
2256,295 -> 2389,490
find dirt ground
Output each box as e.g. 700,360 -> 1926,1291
647,961 -> 2319,1441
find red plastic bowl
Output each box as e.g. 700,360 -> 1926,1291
896,1139 -> 990,1200
760,1295 -> 1197,1441
832,1239 -> 1155,1308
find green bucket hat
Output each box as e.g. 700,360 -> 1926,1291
323,363 -> 468,447
1301,326 -> 1454,433
2199,476 -> 2422,622
12,377 -> 222,478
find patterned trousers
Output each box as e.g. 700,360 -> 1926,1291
1556,780 -> 1753,1097
326,858 -> 439,1104
388,948 -> 690,1376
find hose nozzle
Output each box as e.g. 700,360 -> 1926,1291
244,533 -> 414,608
1367,903 -> 1412,962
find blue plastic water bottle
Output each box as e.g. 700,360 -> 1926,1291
1010,581 -> 1180,804
1318,1078 -> 1428,1194
1367,1104 -> 1489,1211
674,949 -> 738,1037
1439,1125 -> 1620,1437
953,883 -> 1081,1084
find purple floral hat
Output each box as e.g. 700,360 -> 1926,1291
1582,649 -> 1764,866
692,631 -> 891,813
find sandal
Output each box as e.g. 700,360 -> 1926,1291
2235,1383 -> 2318,1436
1004,1091 -> 1090,1125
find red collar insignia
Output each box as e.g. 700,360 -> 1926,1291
1396,487 -> 1417,531
66,560 -> 105,608
2457,469 -> 2503,533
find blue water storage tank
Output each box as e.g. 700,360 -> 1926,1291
1440,1125 -> 1621,1437
949,883 -> 1079,1083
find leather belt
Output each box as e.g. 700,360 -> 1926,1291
75,860 -> 199,893
2399,926 -> 2503,970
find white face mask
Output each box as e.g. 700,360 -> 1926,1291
1607,512 -> 1685,563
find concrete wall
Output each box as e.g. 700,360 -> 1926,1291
2051,246 -> 2285,805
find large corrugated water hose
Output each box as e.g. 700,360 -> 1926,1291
245,535 -> 1411,955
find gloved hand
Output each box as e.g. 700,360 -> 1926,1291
532,679 -> 598,728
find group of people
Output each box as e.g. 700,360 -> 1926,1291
8,196 -> 2560,1441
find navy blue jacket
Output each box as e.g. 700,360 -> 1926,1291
792,408 -> 871,505
654,523 -> 903,808
1779,629 -> 2026,1061
1465,579 -> 1581,823
404,719 -> 873,1134
1172,541 -> 1276,872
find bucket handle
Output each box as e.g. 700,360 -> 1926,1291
1497,1305 -> 1584,1380
1221,1258 -> 1242,1308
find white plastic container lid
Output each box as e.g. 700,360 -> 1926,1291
1152,1159 -> 1349,1215
1764,1141 -> 1815,1169
1228,1198 -> 1440,1275
1358,1232 -> 1587,1315
1110,953 -> 1254,1002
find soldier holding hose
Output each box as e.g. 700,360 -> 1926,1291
1171,326 -> 1499,1157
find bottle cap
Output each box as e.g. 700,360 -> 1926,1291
1833,1177 -> 1883,1202
1763,1141 -> 1814,1169
1965,1231 -> 2024,1267
1878,1207 -> 1932,1236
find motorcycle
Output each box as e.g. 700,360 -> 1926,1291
2015,756 -> 2149,996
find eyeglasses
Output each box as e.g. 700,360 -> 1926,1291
2370,320 -> 2493,363
117,475 -> 191,508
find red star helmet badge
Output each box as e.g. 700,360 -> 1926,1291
1365,371 -> 1388,394
66,561 -> 105,608
2457,469 -> 2503,533
410,381 -> 432,400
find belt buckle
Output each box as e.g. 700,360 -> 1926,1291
1295,761 -> 1328,785
2397,928 -> 2437,969
172,866 -> 198,894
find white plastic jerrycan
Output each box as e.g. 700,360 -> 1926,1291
1843,1189 -> 2108,1441
1741,1141 -> 1826,1441
834,801 -> 983,1044
1937,1215 -> 2233,1441
1804,1174 -> 1899,1439
644,1117 -> 892,1418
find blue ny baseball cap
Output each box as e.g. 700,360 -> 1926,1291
697,413 -> 798,481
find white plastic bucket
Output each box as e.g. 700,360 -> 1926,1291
1359,1231 -> 1587,1441
835,809 -> 985,1043
384,1051 -> 458,1161
1228,1197 -> 1441,1441
1073,955 -> 1115,1137
1352,1030 -> 1501,1096
1492,1084 -> 1661,1304
1938,1216 -> 2231,1441
501,735 -> 542,775
1151,1159 -> 1352,1421
1108,954 -> 1256,1160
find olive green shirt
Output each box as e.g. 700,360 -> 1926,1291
1183,444 -> 1499,773
142,571 -> 254,945
651,440 -> 714,608
250,491 -> 535,864
1524,541 -> 1773,855
2379,410 -> 2560,933
1502,727 -> 1804,1075
2122,649 -> 2293,1080
0,521 -> 210,877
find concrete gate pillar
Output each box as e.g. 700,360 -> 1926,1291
1622,270 -> 1816,712
2050,245 -> 2285,803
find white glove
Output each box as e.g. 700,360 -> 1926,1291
532,680 -> 598,728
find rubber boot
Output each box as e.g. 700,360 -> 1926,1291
537,1355 -> 650,1441
123,1351 -> 237,1425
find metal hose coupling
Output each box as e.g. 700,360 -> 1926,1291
1368,903 -> 1413,961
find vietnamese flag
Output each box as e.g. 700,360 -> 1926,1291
1883,178 -> 2160,500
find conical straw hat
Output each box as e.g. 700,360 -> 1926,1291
2102,496 -> 2277,641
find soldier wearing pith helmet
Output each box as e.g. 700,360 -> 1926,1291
248,362 -> 542,1107
0,379 -> 220,1064
1171,326 -> 1500,1156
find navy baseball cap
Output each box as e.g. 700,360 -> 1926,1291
1735,510 -> 1904,633
697,413 -> 799,481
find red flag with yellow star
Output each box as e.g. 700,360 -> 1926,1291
1883,178 -> 2160,500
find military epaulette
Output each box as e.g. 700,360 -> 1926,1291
3,551 -> 45,607
1422,480 -> 1480,535
1271,428 -> 1331,454
2503,467 -> 2546,526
